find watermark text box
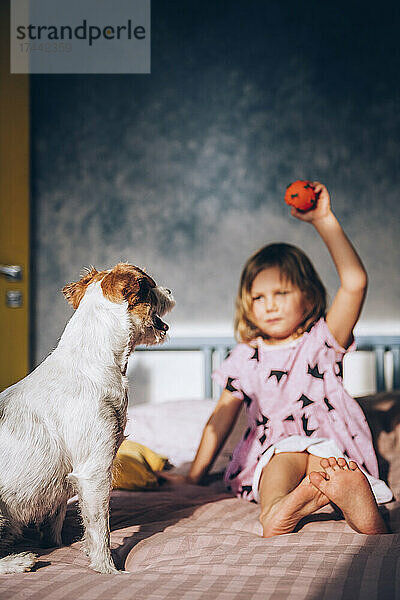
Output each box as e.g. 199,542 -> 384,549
11,0 -> 150,74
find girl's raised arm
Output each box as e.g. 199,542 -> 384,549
291,183 -> 368,348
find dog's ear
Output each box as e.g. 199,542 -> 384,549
101,264 -> 153,309
101,266 -> 140,308
62,267 -> 100,309
123,276 -> 152,310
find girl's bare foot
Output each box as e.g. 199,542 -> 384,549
309,457 -> 388,534
260,476 -> 329,537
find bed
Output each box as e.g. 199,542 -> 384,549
1,336 -> 400,599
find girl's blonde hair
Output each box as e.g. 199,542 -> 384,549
234,243 -> 326,343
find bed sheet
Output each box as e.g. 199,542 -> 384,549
1,482 -> 399,600
0,393 -> 399,600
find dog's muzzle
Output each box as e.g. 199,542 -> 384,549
153,314 -> 169,332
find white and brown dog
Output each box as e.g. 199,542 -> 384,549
0,263 -> 175,574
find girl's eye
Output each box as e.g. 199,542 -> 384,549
252,295 -> 263,302
277,291 -> 289,295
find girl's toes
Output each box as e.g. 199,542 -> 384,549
337,457 -> 348,469
348,460 -> 358,471
320,458 -> 330,469
328,457 -> 340,470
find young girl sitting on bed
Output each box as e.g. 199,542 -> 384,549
163,182 -> 392,536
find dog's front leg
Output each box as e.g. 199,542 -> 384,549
70,470 -> 118,574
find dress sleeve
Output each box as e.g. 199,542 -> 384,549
312,318 -> 356,357
212,344 -> 249,401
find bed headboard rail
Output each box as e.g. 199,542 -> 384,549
137,335 -> 400,397
355,336 -> 400,392
137,337 -> 232,398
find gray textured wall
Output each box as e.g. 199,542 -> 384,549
31,1 -> 400,363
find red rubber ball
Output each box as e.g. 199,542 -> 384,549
284,180 -> 316,212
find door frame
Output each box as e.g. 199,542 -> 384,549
0,0 -> 31,390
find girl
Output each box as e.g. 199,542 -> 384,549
163,182 -> 392,536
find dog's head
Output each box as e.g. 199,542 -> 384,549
62,263 -> 175,346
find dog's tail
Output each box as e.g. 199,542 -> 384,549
0,552 -> 37,574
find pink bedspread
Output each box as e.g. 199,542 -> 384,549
0,481 -> 399,600
1,394 -> 399,600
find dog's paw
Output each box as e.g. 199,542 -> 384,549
0,552 -> 37,574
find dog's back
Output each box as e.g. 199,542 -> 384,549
0,341 -> 127,519
0,370 -> 73,523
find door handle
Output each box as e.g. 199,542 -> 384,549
0,265 -> 23,280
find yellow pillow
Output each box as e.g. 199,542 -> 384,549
112,440 -> 168,490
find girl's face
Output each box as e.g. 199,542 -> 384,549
250,266 -> 309,342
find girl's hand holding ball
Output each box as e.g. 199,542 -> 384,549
285,181 -> 332,223
285,180 -> 317,211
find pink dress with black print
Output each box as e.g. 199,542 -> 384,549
212,318 -> 392,504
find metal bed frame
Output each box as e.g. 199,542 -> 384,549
137,335 -> 400,398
